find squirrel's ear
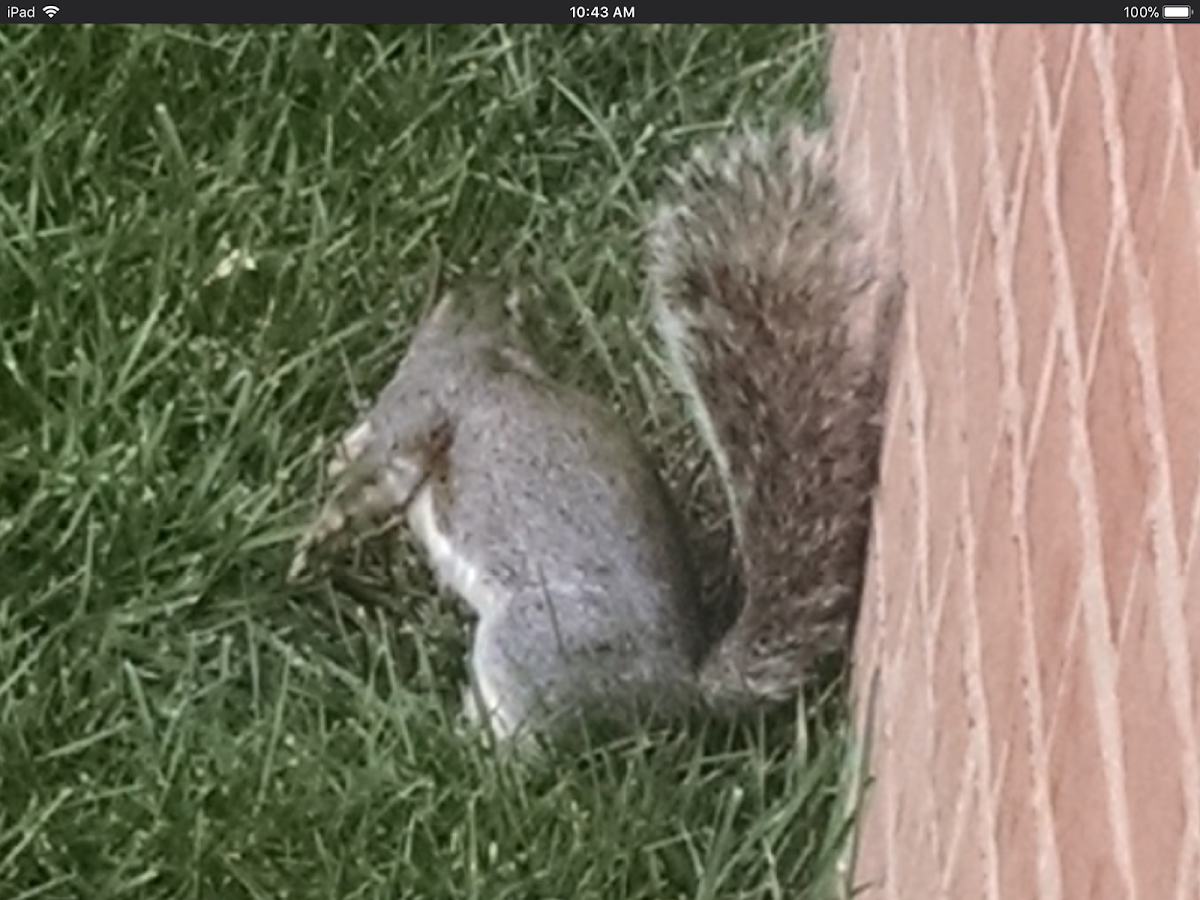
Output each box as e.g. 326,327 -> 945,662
411,290 -> 472,347
425,291 -> 458,327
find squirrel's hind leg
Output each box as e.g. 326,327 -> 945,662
463,614 -> 539,743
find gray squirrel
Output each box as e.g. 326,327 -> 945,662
289,123 -> 901,742
290,288 -> 708,740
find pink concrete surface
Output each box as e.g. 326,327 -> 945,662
830,24 -> 1200,900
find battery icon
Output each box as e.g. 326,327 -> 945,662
1163,4 -> 1192,15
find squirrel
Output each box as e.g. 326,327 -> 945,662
289,288 -> 710,742
289,123 -> 900,742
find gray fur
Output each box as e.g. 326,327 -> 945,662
648,124 -> 902,705
294,289 -> 705,742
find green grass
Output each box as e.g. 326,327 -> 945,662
0,24 -> 860,900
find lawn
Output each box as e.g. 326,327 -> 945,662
0,24 -> 861,900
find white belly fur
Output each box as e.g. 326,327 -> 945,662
407,484 -> 499,618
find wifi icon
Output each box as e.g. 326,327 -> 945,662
42,5 -> 59,15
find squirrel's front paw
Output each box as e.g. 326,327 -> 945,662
327,420 -> 375,479
289,421 -> 429,582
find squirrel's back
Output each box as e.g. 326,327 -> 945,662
648,124 -> 901,705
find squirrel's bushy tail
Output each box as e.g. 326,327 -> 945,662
648,124 -> 901,704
